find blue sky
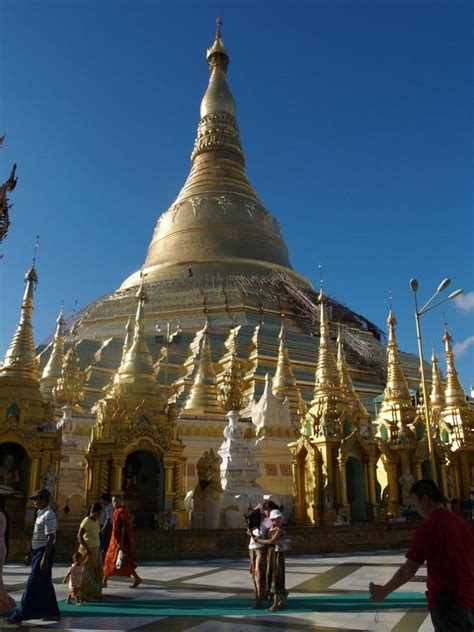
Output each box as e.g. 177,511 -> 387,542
0,0 -> 472,391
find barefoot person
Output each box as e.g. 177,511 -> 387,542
255,509 -> 288,612
103,495 -> 142,588
77,502 -> 103,601
0,495 -> 14,613
6,488 -> 60,625
370,479 -> 474,632
63,552 -> 87,605
246,500 -> 278,609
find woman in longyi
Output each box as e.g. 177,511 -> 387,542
103,495 -> 142,588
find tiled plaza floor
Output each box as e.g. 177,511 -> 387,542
1,550 -> 434,631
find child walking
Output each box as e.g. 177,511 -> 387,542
254,509 -> 289,612
63,552 -> 87,604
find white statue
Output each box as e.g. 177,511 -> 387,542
251,374 -> 291,434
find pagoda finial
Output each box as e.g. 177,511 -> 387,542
53,324 -> 84,409
206,17 -> 229,70
0,261 -> 40,381
443,327 -> 466,407
318,263 -> 323,292
216,16 -> 223,38
201,19 -> 234,119
40,307 -> 67,402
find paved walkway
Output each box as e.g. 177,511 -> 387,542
2,550 -> 434,631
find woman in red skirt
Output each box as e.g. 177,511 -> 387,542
103,495 -> 142,588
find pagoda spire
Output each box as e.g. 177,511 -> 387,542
430,350 -> 445,412
273,320 -> 302,418
0,263 -> 39,381
336,325 -> 369,423
123,21 -> 302,289
201,18 -> 235,117
40,308 -> 66,402
53,324 -> 83,409
312,289 -> 342,403
442,328 -> 466,408
377,310 -> 415,432
115,275 -> 155,385
182,321 -> 225,417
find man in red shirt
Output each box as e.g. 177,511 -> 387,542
371,479 -> 474,631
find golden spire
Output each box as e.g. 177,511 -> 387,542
336,325 -> 369,422
115,275 -> 155,385
218,349 -> 248,413
201,18 -> 235,117
122,21 -> 304,289
430,350 -> 445,411
443,328 -> 467,407
0,263 -> 39,381
273,320 -> 303,418
312,289 -> 341,401
378,310 -> 414,430
53,325 -> 84,409
182,321 -> 225,416
40,308 -> 66,402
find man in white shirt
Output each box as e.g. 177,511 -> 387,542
6,488 -> 60,625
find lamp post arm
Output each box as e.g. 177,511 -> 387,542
419,295 -> 456,316
413,307 -> 438,484
419,290 -> 440,315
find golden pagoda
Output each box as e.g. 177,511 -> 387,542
85,277 -> 187,527
35,23 -> 432,515
0,264 -> 61,523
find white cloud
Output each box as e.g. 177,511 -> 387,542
453,335 -> 474,358
454,291 -> 474,313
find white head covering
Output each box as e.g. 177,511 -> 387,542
269,509 -> 283,520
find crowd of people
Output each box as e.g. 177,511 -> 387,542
2,490 -> 141,626
0,480 -> 471,629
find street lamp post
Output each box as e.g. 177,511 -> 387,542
409,278 -> 463,485
155,320 -> 183,392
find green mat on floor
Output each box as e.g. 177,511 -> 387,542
59,593 -> 427,617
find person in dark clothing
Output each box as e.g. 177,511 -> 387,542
6,489 -> 60,625
99,493 -> 113,559
370,479 -> 474,632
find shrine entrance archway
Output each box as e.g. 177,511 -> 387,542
122,450 -> 164,525
346,456 -> 367,522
